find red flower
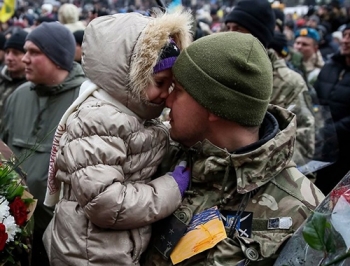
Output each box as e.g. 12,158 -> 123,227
0,223 -> 8,251
9,197 -> 27,226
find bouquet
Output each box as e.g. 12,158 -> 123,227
0,141 -> 36,265
274,172 -> 350,266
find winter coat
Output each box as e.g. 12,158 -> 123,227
314,52 -> 350,194
268,50 -> 315,168
0,65 -> 26,126
43,11 -> 193,266
0,62 -> 86,231
144,105 -> 325,266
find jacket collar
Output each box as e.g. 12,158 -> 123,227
187,105 -> 296,193
30,62 -> 85,97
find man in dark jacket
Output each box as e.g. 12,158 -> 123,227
0,30 -> 28,125
0,22 -> 86,266
314,24 -> 350,195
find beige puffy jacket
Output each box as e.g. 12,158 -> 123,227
43,11 -> 193,266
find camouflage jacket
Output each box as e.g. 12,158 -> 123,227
268,50 -> 316,168
144,105 -> 325,266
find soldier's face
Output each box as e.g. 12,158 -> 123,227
293,36 -> 317,60
341,29 -> 350,56
166,79 -> 210,147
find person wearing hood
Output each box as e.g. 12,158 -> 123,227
0,30 -> 27,126
58,3 -> 86,33
0,22 -> 86,266
143,31 -> 324,266
42,10 -> 193,266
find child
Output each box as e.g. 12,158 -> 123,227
43,10 -> 193,265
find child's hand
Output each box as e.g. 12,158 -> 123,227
171,161 -> 190,197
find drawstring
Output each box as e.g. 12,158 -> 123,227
228,191 -> 252,238
226,186 -> 260,238
184,148 -> 196,204
219,159 -> 231,201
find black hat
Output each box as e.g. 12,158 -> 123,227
73,30 -> 84,46
273,8 -> 285,33
0,33 -> 6,51
269,31 -> 289,57
4,30 -> 28,53
225,0 -> 275,47
26,22 -> 75,71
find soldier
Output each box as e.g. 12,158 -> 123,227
294,27 -> 325,86
268,31 -> 316,170
143,32 -> 324,265
224,0 -> 316,172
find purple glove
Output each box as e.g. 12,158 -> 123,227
171,161 -> 190,197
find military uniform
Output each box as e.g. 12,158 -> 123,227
268,50 -> 316,169
144,105 -> 324,265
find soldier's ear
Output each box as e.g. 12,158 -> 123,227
208,113 -> 220,122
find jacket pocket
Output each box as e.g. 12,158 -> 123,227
238,229 -> 293,262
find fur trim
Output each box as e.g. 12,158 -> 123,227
129,9 -> 193,100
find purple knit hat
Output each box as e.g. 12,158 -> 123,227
153,39 -> 180,73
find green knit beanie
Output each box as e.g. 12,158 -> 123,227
173,32 -> 273,126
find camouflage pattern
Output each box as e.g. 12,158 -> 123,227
144,105 -> 325,266
268,50 -> 316,168
0,66 -> 26,126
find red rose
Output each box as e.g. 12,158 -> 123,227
0,223 -> 8,251
9,197 -> 28,226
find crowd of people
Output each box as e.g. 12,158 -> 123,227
0,0 -> 349,265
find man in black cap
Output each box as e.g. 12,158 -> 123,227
0,30 -> 28,125
0,22 -> 86,266
225,0 -> 275,47
225,0 -> 316,174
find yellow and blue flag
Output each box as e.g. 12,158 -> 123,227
170,206 -> 227,264
0,0 -> 15,23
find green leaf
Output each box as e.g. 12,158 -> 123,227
324,221 -> 336,254
302,212 -> 328,251
7,184 -> 25,200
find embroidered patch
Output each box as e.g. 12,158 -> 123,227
267,217 -> 293,230
222,211 -> 253,238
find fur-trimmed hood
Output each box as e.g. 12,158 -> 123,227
82,10 -> 193,120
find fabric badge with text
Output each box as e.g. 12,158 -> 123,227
221,211 -> 253,238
